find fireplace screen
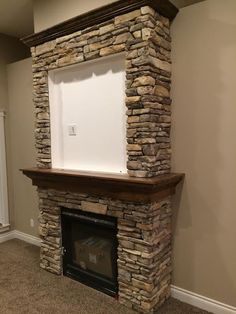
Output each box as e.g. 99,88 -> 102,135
62,208 -> 118,296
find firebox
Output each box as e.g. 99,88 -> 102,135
61,208 -> 118,297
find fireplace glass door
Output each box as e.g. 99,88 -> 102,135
62,208 -> 118,296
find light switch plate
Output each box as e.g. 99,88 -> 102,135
68,124 -> 77,136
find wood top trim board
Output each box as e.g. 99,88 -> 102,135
21,168 -> 184,202
21,0 -> 178,47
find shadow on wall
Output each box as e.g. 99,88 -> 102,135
50,53 -> 125,84
171,0 -> 236,306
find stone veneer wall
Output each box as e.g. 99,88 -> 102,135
38,188 -> 172,313
32,6 -> 172,178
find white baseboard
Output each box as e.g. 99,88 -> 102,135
0,230 -> 41,247
13,230 -> 41,247
171,285 -> 236,314
0,230 -> 15,243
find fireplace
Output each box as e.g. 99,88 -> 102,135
22,169 -> 183,313
62,208 -> 118,296
21,0 -> 184,313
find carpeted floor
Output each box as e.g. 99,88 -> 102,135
0,239 -> 212,314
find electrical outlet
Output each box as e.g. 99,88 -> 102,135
30,219 -> 34,228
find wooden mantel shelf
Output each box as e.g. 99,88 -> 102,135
21,168 -> 184,202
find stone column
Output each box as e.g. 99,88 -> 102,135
118,197 -> 172,313
125,7 -> 172,178
38,189 -> 62,275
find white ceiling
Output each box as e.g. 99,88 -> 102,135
0,0 -> 204,39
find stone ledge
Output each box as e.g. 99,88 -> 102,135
21,167 -> 184,203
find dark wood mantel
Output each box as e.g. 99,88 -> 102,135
21,168 -> 184,203
21,0 -> 178,47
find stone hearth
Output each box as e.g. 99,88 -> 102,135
21,1 -> 183,313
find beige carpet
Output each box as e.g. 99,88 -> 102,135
0,239 -> 212,314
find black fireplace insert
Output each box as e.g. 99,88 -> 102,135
61,208 -> 118,297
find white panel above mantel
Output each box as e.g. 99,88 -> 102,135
49,53 -> 127,174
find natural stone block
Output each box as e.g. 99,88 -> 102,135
154,85 -> 169,97
115,33 -> 132,44
127,144 -> 142,151
127,161 -> 142,170
127,116 -> 139,123
141,6 -> 156,17
119,240 -> 135,250
89,38 -> 114,51
133,108 -> 150,115
132,55 -> 149,66
99,24 -> 115,35
136,138 -> 156,144
100,44 -> 125,56
56,31 -> 81,44
118,268 -> 132,282
79,30 -> 99,41
132,76 -> 155,87
76,39 -> 88,47
128,170 -> 149,177
126,96 -> 141,104
112,27 -> 129,36
133,31 -> 141,39
115,10 -> 140,25
126,50 -> 138,59
143,144 -> 159,156
85,51 -> 99,60
57,54 -> 84,67
142,28 -> 152,41
37,112 -> 49,120
81,201 -> 107,214
83,45 -> 90,53
127,129 -> 137,138
137,86 -> 153,95
160,15 -> 170,28
35,41 -> 56,56
132,278 -> 154,292
149,56 -> 171,73
151,32 -> 171,51
159,116 -> 171,123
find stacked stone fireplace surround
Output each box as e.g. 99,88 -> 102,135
23,3 -> 182,313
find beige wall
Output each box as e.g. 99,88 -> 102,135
33,0 -> 116,32
33,0 -> 207,32
171,0 -> 236,306
0,35 -> 33,233
0,34 -> 30,110
6,58 -> 38,236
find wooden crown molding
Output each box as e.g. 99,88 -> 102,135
21,0 -> 178,47
21,168 -> 184,203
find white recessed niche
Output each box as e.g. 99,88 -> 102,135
48,53 -> 127,174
